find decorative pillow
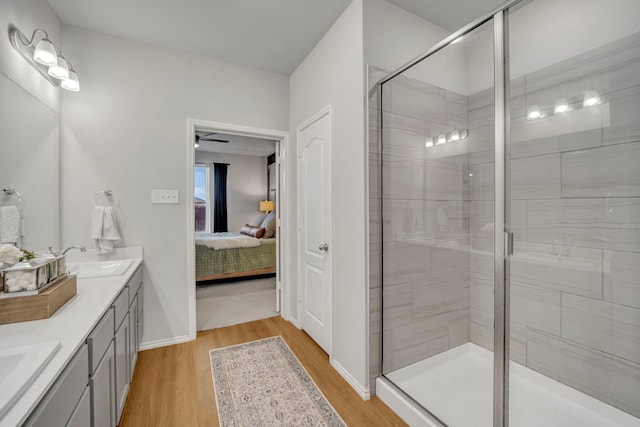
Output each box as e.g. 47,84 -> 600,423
240,224 -> 265,239
250,213 -> 267,227
260,211 -> 276,238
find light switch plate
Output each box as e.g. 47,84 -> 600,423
151,189 -> 179,204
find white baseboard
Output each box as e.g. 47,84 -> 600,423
139,334 -> 193,351
376,377 -> 441,427
330,358 -> 370,400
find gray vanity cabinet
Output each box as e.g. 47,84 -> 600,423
24,345 -> 90,427
114,312 -> 130,422
90,340 -> 116,427
66,386 -> 91,427
128,295 -> 138,378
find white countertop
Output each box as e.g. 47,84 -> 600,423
0,247 -> 143,427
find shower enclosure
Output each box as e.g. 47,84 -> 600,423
371,0 -> 640,425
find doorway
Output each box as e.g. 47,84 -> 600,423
186,119 -> 289,338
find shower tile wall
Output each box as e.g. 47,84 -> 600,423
468,32 -> 640,417
369,66 -> 471,377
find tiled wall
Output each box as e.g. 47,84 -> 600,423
468,32 -> 640,417
369,31 -> 640,417
368,65 -> 471,380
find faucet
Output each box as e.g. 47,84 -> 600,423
62,245 -> 87,256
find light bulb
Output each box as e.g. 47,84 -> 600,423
33,38 -> 57,66
48,56 -> 69,80
436,133 -> 447,145
425,137 -> 434,148
583,89 -> 601,107
527,105 -> 542,120
61,69 -> 80,92
554,98 -> 569,114
450,129 -> 460,141
194,140 -> 200,148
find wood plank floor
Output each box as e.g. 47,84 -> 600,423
120,316 -> 407,426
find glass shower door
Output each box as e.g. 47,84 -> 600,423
506,1 -> 640,426
379,18 -> 497,427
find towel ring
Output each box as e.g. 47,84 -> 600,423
93,189 -> 118,207
1,187 -> 24,208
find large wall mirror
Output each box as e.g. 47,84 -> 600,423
0,72 -> 59,251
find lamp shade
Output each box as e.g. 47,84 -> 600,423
61,69 -> 80,92
33,38 -> 57,66
48,56 -> 69,80
259,200 -> 275,212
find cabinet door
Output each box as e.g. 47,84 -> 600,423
90,340 -> 115,427
66,386 -> 91,427
115,313 -> 130,423
128,295 -> 138,380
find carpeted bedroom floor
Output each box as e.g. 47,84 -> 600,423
196,276 -> 278,331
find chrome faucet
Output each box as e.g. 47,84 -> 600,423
62,245 -> 87,256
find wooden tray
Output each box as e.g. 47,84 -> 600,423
0,275 -> 77,325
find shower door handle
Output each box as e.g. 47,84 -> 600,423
318,243 -> 328,251
504,231 -> 514,256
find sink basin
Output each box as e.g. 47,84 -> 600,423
67,259 -> 133,278
0,341 -> 60,419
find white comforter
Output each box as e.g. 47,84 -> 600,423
195,232 -> 261,250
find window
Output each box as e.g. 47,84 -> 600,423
194,164 -> 211,232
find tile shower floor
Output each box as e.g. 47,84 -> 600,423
386,343 -> 640,427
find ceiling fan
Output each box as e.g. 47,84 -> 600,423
195,131 -> 230,144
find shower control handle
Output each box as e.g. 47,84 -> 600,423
318,243 -> 328,251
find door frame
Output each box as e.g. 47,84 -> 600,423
296,104 -> 334,355
186,118 -> 292,339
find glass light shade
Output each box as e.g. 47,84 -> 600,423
554,98 -> 569,114
450,129 -> 460,141
436,133 -> 447,145
61,69 -> 80,92
48,56 -> 69,80
583,89 -> 601,107
259,200 -> 275,212
527,105 -> 542,120
194,141 -> 200,148
33,38 -> 57,66
425,137 -> 434,148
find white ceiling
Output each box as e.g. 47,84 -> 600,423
49,0 -> 505,75
195,133 -> 276,157
388,0 -> 506,31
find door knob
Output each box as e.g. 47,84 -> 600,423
318,243 -> 328,251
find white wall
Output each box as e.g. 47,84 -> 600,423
290,0 -> 369,396
364,0 -> 467,94
194,151 -> 269,232
60,26 -> 289,347
0,0 -> 61,111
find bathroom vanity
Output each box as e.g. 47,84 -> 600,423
0,248 -> 143,427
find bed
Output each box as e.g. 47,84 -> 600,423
195,232 -> 276,281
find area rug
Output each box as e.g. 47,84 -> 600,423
209,336 -> 346,427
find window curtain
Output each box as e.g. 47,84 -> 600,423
213,163 -> 228,232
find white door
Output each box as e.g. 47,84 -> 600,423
298,106 -> 332,354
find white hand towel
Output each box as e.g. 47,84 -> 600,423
92,206 -> 121,253
0,206 -> 21,244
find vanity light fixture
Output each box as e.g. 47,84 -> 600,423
425,137 -> 434,148
436,133 -> 447,145
583,89 -> 601,107
527,105 -> 542,120
424,129 -> 468,148
554,98 -> 569,114
48,55 -> 69,80
450,129 -> 460,141
8,25 -> 80,91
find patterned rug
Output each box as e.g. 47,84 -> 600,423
209,336 -> 346,427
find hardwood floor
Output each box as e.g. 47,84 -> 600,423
120,316 -> 407,427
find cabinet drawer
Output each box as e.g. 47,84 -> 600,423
88,308 -> 114,375
24,344 -> 89,427
137,285 -> 143,320
112,287 -> 129,330
66,385 -> 90,427
127,266 -> 142,306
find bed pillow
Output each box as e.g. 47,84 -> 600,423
260,211 -> 276,238
240,224 -> 265,239
250,213 -> 267,227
